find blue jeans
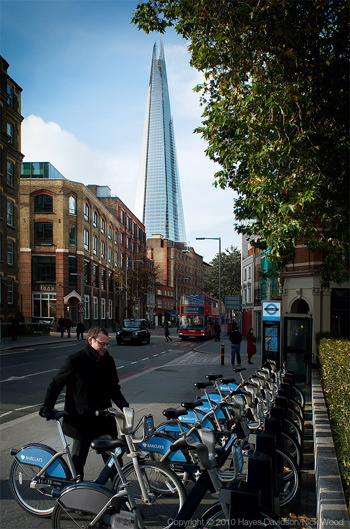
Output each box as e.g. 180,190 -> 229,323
231,344 -> 241,365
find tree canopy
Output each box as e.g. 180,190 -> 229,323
133,0 -> 349,286
204,245 -> 241,299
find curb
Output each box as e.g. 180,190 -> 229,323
312,367 -> 350,528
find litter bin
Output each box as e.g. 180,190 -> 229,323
227,321 -> 232,334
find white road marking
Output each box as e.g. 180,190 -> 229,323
1,368 -> 57,383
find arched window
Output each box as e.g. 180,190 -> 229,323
34,194 -> 53,212
69,195 -> 77,215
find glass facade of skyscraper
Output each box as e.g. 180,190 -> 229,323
135,43 -> 186,243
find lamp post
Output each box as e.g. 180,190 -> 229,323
71,272 -> 84,322
125,258 -> 143,319
196,237 -> 222,324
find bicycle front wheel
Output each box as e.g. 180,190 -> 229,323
114,460 -> 186,529
200,502 -> 283,529
276,448 -> 300,507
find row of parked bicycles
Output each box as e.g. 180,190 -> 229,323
9,360 -> 305,529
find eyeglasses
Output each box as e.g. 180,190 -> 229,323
94,339 -> 109,347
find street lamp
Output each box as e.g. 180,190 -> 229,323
125,258 -> 143,319
71,272 -> 84,322
196,237 -> 222,324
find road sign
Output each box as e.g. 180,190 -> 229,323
78,303 -> 85,313
262,301 -> 281,321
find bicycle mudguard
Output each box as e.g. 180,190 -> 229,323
192,399 -> 227,420
177,410 -> 216,429
140,435 -> 188,462
12,443 -> 70,479
219,382 -> 238,392
57,482 -> 113,513
155,421 -> 201,442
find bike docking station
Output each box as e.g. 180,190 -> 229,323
220,430 -> 281,527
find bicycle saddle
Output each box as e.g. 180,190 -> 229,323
205,374 -> 223,381
193,382 -> 213,390
181,399 -> 203,411
91,435 -> 127,454
163,408 -> 188,420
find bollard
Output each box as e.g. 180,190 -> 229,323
221,343 -> 225,365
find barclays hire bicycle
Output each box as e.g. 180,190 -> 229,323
51,407 -> 186,529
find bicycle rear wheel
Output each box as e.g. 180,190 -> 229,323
114,460 -> 186,529
276,448 -> 300,507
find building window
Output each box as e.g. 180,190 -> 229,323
121,232 -> 125,246
69,224 -> 76,246
101,218 -> 105,235
84,294 -> 90,319
127,216 -> 131,230
34,222 -> 53,245
121,210 -> 125,225
68,256 -> 77,283
101,298 -> 106,319
108,299 -> 113,319
34,194 -> 53,212
84,229 -> 89,250
84,260 -> 91,285
93,210 -> 98,227
69,196 -> 77,215
158,300 -> 162,308
7,161 -> 14,186
7,122 -> 14,144
8,280 -> 14,304
108,245 -> 112,263
7,201 -> 14,226
93,296 -> 98,319
32,256 -> 56,282
114,231 -> 118,245
7,83 -> 13,107
101,268 -> 106,290
121,252 -> 124,268
108,271 -> 113,291
108,225 -> 112,240
93,264 -> 99,287
115,250 -> 118,267
7,241 -> 14,265
101,240 -> 105,260
84,202 -> 90,221
32,292 -> 56,319
93,234 -> 98,255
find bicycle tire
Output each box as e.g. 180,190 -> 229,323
113,460 -> 186,529
279,431 -> 303,469
10,451 -> 71,517
283,416 -> 303,445
290,385 -> 305,409
275,448 -> 300,507
199,501 -> 283,528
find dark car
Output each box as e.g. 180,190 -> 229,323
116,318 -> 151,345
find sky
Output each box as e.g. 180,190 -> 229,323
1,0 -> 241,263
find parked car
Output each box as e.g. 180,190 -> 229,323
116,318 -> 151,345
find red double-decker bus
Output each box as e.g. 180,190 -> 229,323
179,293 -> 219,340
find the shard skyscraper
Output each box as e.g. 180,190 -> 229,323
135,43 -> 187,243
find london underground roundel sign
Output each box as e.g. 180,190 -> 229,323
262,301 -> 281,321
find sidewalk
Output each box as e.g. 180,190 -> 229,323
1,331 -> 349,528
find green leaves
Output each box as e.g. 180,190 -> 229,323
133,0 -> 350,286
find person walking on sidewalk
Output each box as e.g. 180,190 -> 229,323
58,316 -> 65,337
229,324 -> 242,366
39,326 -> 129,479
164,321 -> 172,342
76,321 -> 86,340
214,322 -> 221,342
65,317 -> 72,338
247,327 -> 256,364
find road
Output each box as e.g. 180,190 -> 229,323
0,331 -> 198,423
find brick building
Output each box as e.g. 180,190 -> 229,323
0,56 -> 24,333
19,165 -> 147,327
147,235 -> 207,326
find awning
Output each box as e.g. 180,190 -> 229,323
165,311 -> 177,318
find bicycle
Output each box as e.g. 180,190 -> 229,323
51,407 -> 186,529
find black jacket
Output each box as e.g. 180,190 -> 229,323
229,329 -> 242,345
43,343 -> 129,440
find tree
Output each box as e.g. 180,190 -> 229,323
204,246 -> 241,299
133,0 -> 349,286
